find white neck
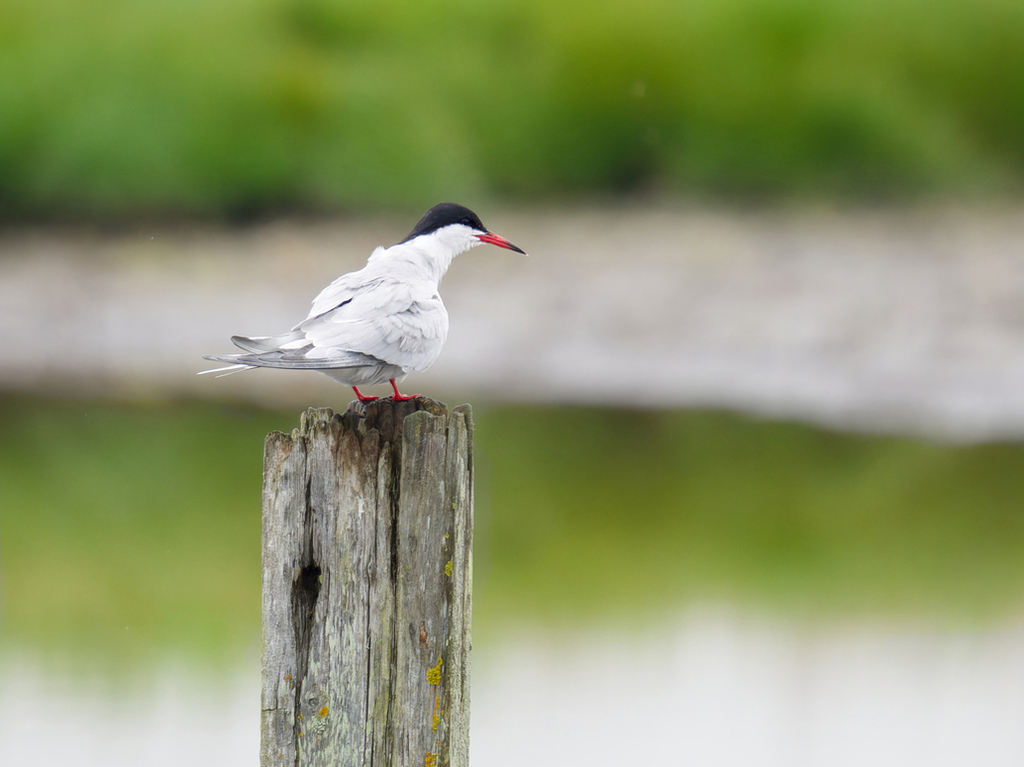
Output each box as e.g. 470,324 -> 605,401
369,224 -> 483,284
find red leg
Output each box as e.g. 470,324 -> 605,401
389,379 -> 421,401
352,386 -> 378,402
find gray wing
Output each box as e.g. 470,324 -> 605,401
300,279 -> 449,373
203,347 -> 382,370
203,257 -> 447,375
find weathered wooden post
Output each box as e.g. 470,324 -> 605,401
260,398 -> 473,767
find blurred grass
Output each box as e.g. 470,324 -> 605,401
1,0 -> 1023,219
0,397 -> 277,668
477,406 -> 1024,628
3,395 -> 1024,671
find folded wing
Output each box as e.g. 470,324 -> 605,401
300,277 -> 449,373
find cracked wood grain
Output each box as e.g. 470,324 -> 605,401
260,398 -> 473,767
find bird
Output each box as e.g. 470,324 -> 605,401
201,202 -> 526,402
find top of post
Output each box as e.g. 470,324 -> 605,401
298,397 -> 452,444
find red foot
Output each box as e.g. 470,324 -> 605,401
352,386 -> 378,402
389,379 -> 421,401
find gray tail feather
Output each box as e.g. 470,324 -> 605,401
231,332 -> 302,353
201,348 -> 380,371
198,356 -> 256,377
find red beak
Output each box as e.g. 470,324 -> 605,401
476,232 -> 527,255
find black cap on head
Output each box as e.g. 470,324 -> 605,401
401,202 -> 487,243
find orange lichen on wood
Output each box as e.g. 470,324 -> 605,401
426,657 -> 443,685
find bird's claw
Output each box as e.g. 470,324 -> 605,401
387,379 -> 421,401
390,393 -> 421,402
352,387 -> 378,402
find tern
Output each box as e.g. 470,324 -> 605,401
201,202 -> 526,401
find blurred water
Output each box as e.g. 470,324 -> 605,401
3,206 -> 1024,439
473,608 -> 1024,767
0,655 -> 259,766
4,608 -> 1024,767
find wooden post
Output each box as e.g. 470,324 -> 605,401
260,398 -> 473,767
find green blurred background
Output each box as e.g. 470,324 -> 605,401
2,0 -> 1023,220
2,0 -> 1024,762
4,395 -> 1024,671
